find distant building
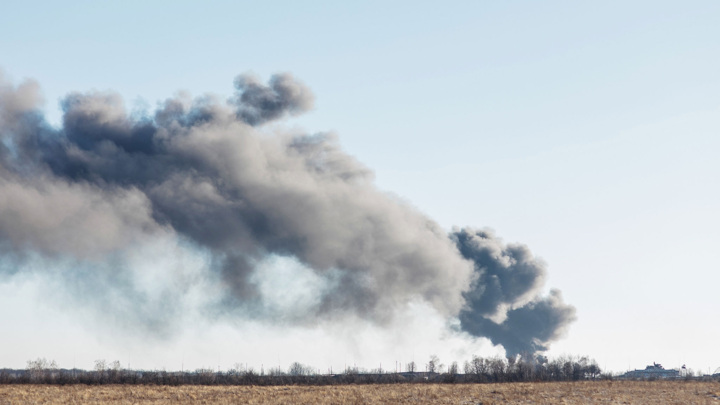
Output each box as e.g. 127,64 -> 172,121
621,363 -> 680,379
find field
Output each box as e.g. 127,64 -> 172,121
1,381 -> 719,404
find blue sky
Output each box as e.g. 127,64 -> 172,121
1,1 -> 719,374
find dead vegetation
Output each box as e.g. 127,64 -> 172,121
1,381 -> 719,404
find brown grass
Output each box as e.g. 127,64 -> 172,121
1,381 -> 719,404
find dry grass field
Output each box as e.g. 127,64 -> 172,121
1,381 -> 719,404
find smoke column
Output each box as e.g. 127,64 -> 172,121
0,71 -> 575,357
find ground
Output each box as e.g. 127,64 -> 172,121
1,381 -> 719,404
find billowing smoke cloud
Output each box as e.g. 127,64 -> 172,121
452,228 -> 576,356
0,71 -> 575,356
232,73 -> 314,125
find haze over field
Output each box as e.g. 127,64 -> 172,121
1,1 -> 719,374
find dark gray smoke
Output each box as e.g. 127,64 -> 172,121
452,228 -> 577,356
460,289 -> 576,357
0,71 -> 575,356
232,73 -> 314,126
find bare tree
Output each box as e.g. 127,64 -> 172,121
94,359 -> 107,373
344,365 -> 360,375
230,363 -> 243,376
489,356 -> 506,381
267,366 -> 286,376
427,355 -> 440,373
26,358 -> 55,382
108,360 -> 122,381
470,355 -> 487,375
406,361 -> 416,373
288,362 -> 312,376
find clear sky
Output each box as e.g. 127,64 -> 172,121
1,1 -> 719,375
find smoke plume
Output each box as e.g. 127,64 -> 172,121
0,71 -> 575,356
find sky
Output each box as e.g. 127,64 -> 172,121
1,0 -> 719,375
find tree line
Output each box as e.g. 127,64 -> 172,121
0,355 -> 608,385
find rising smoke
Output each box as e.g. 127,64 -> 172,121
0,71 -> 575,357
